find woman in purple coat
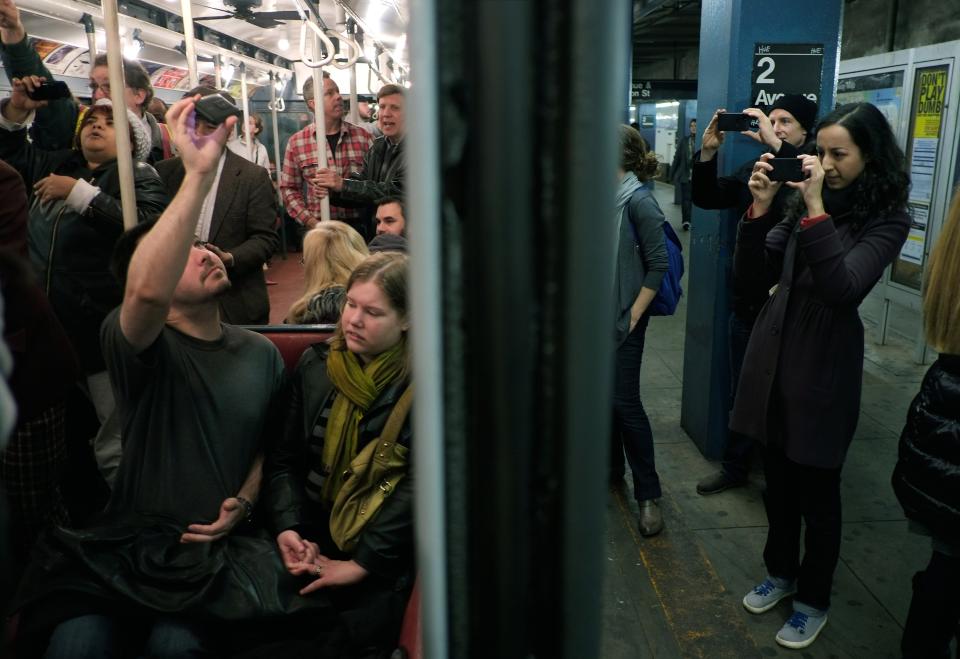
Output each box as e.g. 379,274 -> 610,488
730,103 -> 910,649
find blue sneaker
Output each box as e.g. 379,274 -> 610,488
742,577 -> 797,614
775,608 -> 828,649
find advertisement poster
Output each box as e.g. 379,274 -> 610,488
893,65 -> 948,290
42,44 -> 88,76
900,202 -> 929,265
29,38 -> 62,60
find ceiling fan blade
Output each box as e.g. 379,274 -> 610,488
249,16 -> 282,28
193,14 -> 236,20
252,11 -> 302,20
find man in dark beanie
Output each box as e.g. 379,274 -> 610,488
689,94 -> 819,497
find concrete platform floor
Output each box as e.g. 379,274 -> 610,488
601,183 -> 935,658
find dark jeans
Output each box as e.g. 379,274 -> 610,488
722,311 -> 757,481
45,614 -> 216,658
902,549 -> 960,659
612,315 -> 661,502
762,444 -> 842,611
678,180 -> 692,225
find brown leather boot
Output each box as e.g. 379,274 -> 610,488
638,499 -> 664,537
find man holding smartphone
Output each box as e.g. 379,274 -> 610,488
691,94 -> 818,496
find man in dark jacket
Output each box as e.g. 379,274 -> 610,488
670,119 -> 696,230
313,84 -> 406,233
156,87 -> 279,326
691,94 -> 818,496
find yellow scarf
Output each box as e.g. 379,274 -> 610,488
321,339 -> 406,505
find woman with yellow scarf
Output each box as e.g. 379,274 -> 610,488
261,252 -> 413,657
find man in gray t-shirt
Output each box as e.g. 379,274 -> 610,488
17,97 -> 311,658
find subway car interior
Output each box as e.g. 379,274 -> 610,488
1,0 -> 960,657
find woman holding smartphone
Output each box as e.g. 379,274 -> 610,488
730,103 -> 910,649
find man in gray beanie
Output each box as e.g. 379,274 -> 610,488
689,93 -> 819,498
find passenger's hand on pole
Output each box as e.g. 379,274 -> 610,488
314,168 -> 343,192
741,108 -> 781,152
746,153 -> 781,216
0,0 -> 25,45
308,176 -> 329,199
33,174 -> 77,203
180,497 -> 245,543
5,76 -> 47,122
788,154 -> 826,218
167,95 -> 235,178
699,108 -> 725,162
295,556 -> 368,595
204,243 -> 234,268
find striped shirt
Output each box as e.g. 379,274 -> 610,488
280,120 -> 373,225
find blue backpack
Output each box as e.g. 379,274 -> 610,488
628,198 -> 685,316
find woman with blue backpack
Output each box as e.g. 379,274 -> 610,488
612,125 -> 670,536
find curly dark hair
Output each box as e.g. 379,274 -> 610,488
814,103 -> 910,221
618,124 -> 659,182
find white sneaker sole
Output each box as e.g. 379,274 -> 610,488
741,588 -> 797,614
775,614 -> 828,649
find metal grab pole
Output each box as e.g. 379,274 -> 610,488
239,62 -> 252,160
100,0 -> 136,230
270,72 -> 287,258
179,0 -> 200,89
214,55 -> 222,89
311,33 -> 331,223
407,0 -> 448,655
81,14 -> 96,60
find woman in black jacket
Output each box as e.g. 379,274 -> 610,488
731,103 -> 910,649
892,189 -> 960,659
612,125 -> 669,536
262,252 -> 413,657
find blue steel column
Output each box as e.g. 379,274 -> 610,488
681,0 -> 842,457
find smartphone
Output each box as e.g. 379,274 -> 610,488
767,157 -> 806,182
26,80 -> 72,101
716,112 -> 758,132
194,94 -> 242,126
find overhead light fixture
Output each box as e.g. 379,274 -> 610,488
655,101 -> 679,108
278,38 -> 290,51
123,28 -> 143,59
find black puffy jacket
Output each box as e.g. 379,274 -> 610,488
0,124 -> 168,374
892,354 -> 960,541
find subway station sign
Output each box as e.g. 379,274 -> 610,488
751,43 -> 824,110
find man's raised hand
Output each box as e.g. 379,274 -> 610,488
166,96 -> 236,177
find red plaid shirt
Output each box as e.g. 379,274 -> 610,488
279,120 -> 373,225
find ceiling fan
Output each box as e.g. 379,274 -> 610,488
193,0 -> 302,29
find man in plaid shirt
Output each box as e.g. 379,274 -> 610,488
280,73 -> 373,238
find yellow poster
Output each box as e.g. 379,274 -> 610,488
913,69 -> 947,139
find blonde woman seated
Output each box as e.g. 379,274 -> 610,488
286,222 -> 368,324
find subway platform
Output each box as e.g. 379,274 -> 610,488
601,182 -> 936,658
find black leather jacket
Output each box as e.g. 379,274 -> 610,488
265,343 -> 414,582
0,125 -> 168,373
334,136 -> 405,206
892,354 -> 960,541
